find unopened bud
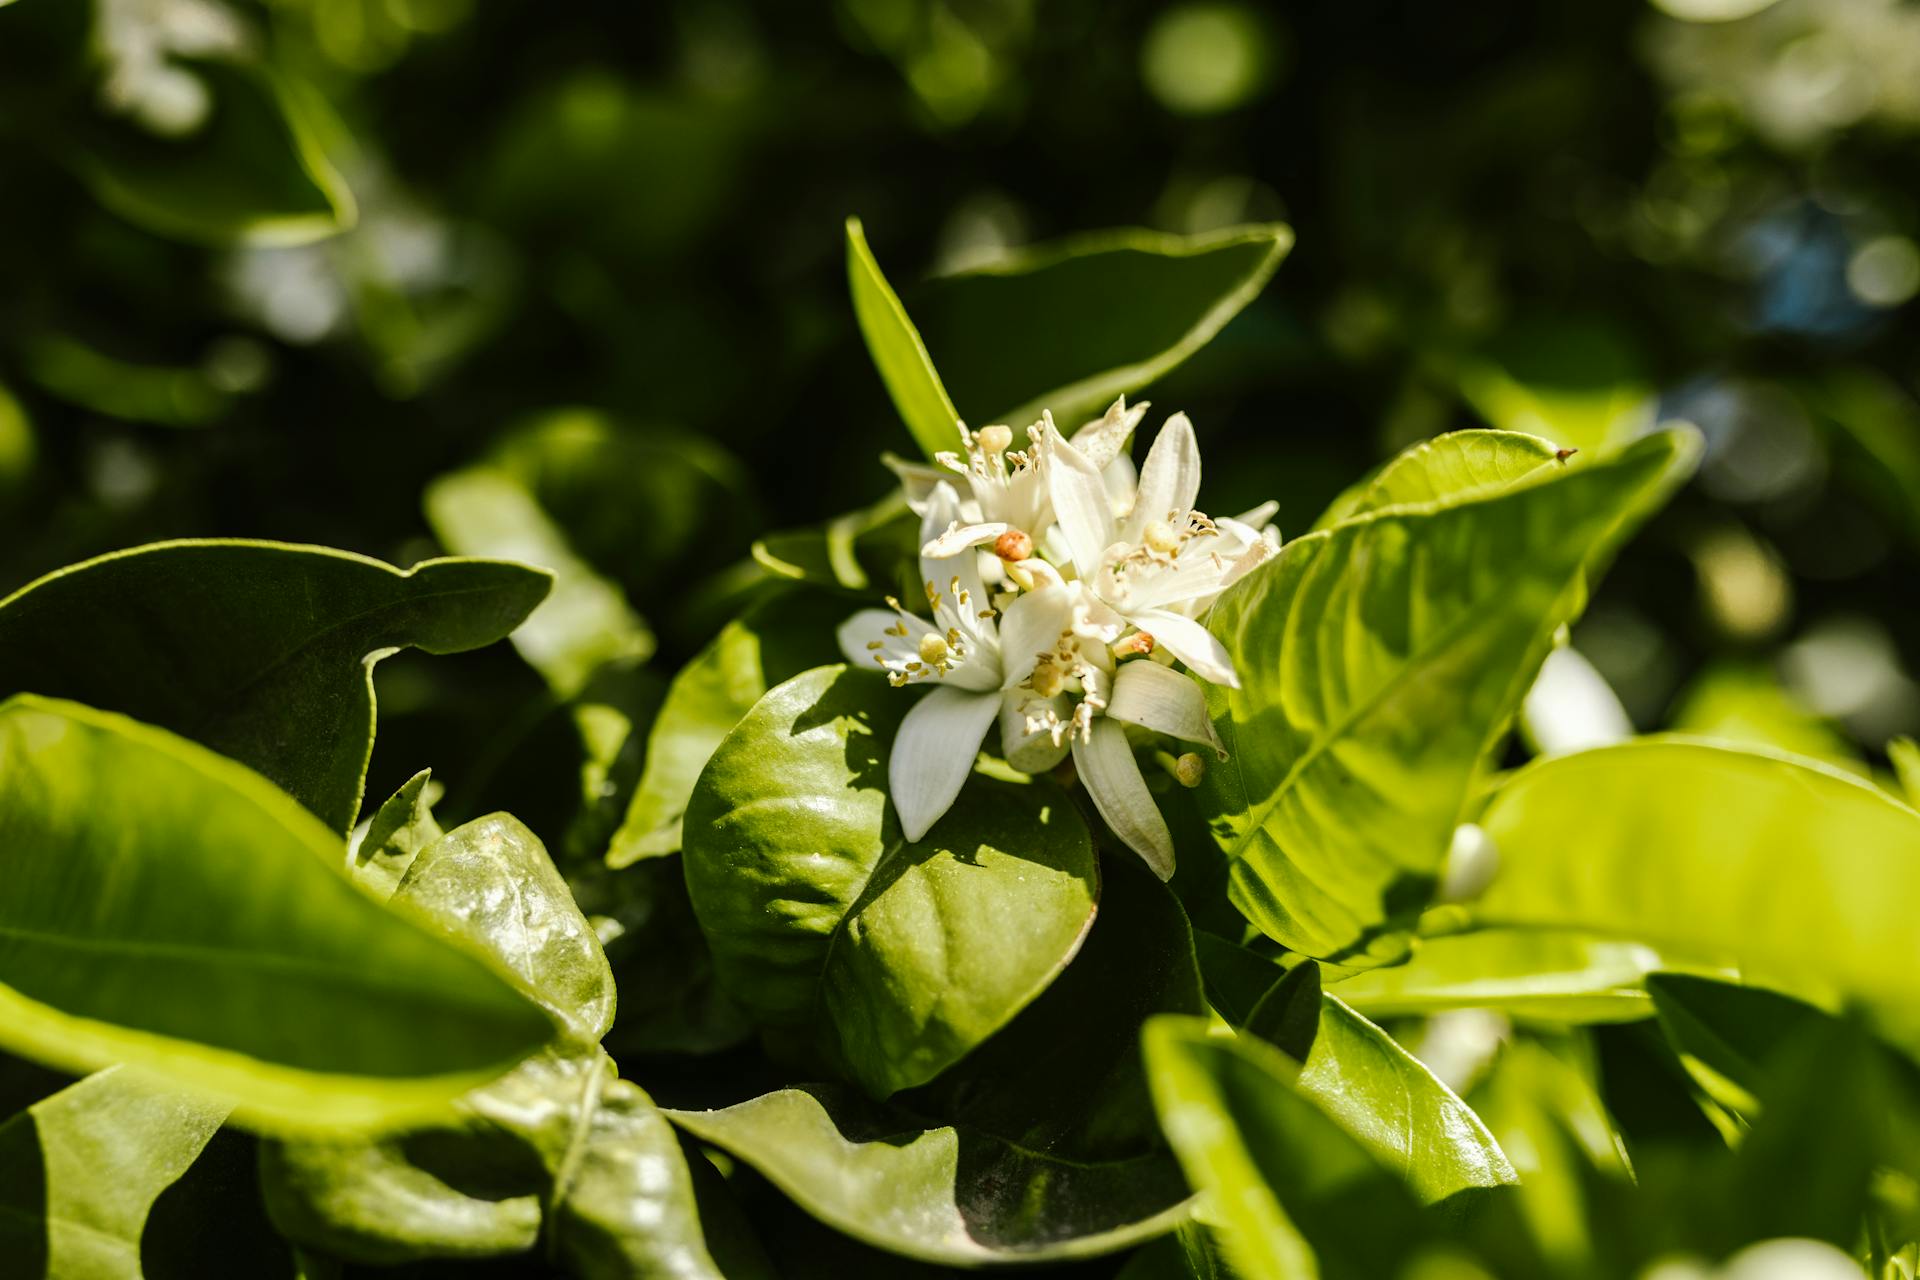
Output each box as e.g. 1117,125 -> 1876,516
976,424 -> 1013,454
1112,631 -> 1155,660
918,632 -> 951,666
994,528 -> 1034,562
1174,752 -> 1206,788
1143,519 -> 1180,554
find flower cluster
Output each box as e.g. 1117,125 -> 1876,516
838,399 -> 1278,877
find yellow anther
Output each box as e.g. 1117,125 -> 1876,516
1112,631 -> 1155,660
918,633 -> 952,667
1143,519 -> 1181,555
1174,753 -> 1207,788
977,424 -> 1013,454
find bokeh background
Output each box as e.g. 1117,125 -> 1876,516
4,0 -> 1919,819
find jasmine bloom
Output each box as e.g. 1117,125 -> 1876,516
1048,411 -> 1276,686
837,482 -> 1072,841
1023,626 -> 1227,878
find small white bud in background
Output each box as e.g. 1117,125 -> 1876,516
1438,823 -> 1499,904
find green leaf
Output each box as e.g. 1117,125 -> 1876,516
666,1083 -> 1189,1267
1667,661 -> 1860,769
1468,736 -> 1920,1061
848,218 -> 1292,457
916,222 -> 1294,437
392,813 -> 614,1046
610,589 -> 845,866
1314,429 -> 1564,530
747,490 -> 920,596
1647,973 -> 1833,1118
846,217 -> 962,460
65,58 -> 355,247
1201,429 -> 1698,960
1333,931 -> 1660,1024
584,858 -> 753,1059
683,665 -> 1098,1097
425,468 -> 652,699
1143,1017 -> 1433,1280
0,1067 -> 227,1280
0,695 -> 554,1131
1202,949 -> 1516,1204
0,540 -> 550,833
1456,319 -> 1652,456
350,770 -> 443,901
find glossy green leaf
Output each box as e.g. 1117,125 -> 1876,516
393,813 -> 614,1045
1143,1017 -> 1434,1280
0,695 -> 554,1131
350,770 -> 443,901
425,467 -> 653,698
0,540 -> 550,833
1201,429 -> 1698,960
683,665 -> 1098,1097
1205,950 -> 1516,1204
849,218 -> 1291,457
915,222 -> 1294,437
1333,931 -> 1661,1024
66,58 -> 354,247
666,1083 -> 1189,1266
0,1067 -> 227,1280
846,217 -> 962,460
1647,973 -> 1833,1118
611,589 -> 845,866
1468,737 -> 1920,1060
1314,429 -> 1564,530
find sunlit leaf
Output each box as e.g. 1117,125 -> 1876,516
1333,931 -> 1661,1024
1202,430 -> 1698,960
0,695 -> 554,1131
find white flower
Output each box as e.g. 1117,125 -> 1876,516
1047,412 -> 1275,687
1019,629 -> 1226,879
838,482 -> 1072,841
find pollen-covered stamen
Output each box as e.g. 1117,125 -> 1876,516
1112,631 -> 1155,660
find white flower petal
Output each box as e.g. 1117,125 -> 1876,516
1229,499 -> 1279,533
923,521 -> 1008,558
996,584 -> 1072,689
920,483 -> 991,644
1135,608 -> 1239,688
1072,719 -> 1175,879
890,685 -> 1001,841
999,689 -> 1070,774
1102,451 -> 1138,519
837,607 -> 935,672
1048,437 -> 1118,582
1068,396 -> 1148,472
1106,660 -> 1225,757
884,453 -> 953,515
1125,412 -> 1201,542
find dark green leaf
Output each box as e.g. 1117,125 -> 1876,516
1646,973 -> 1836,1118
1243,962 -> 1321,1064
1202,429 -> 1697,960
0,540 -> 551,833
915,223 -> 1294,437
666,1083 -> 1189,1267
0,695 -> 554,1131
0,1068 -> 226,1280
683,665 -> 1098,1097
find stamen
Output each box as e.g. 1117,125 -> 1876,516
1113,631 -> 1155,659
976,424 -> 1013,455
994,528 -> 1034,562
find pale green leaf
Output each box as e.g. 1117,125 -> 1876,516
350,769 -> 443,901
1469,736 -> 1920,1060
0,1068 -> 227,1280
0,695 -> 554,1132
1314,429 -> 1564,530
1456,321 -> 1652,456
846,216 -> 962,460
1202,430 -> 1698,960
1333,931 -> 1661,1024
0,539 -> 551,833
